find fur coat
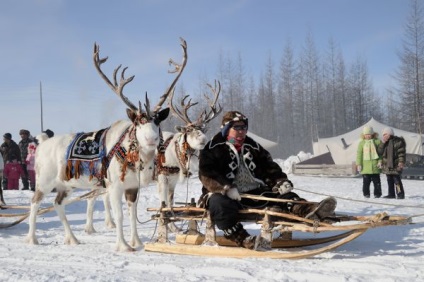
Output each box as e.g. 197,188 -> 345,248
377,135 -> 406,175
198,132 -> 286,195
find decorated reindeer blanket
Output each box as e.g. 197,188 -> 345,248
65,128 -> 109,182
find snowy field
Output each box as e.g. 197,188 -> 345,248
1,163 -> 424,282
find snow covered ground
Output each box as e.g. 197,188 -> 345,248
1,161 -> 424,282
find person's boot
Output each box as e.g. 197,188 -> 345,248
22,178 -> 29,190
223,222 -> 256,249
2,178 -> 7,191
395,183 -> 405,199
305,196 -> 337,220
0,178 -> 5,206
290,196 -> 336,220
0,188 -> 5,206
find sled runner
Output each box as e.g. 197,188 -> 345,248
144,194 -> 412,259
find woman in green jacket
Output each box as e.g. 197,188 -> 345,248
356,126 -> 382,198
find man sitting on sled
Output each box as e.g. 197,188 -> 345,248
198,111 -> 337,249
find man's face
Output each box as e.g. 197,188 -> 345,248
20,133 -> 28,140
227,121 -> 248,145
383,133 -> 391,142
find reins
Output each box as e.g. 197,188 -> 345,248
0,190 -> 105,229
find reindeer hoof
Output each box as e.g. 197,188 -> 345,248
105,220 -> 116,229
25,236 -> 39,245
130,238 -> 143,248
115,242 -> 136,252
84,226 -> 97,234
64,236 -> 80,245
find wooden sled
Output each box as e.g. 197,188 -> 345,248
144,195 -> 412,259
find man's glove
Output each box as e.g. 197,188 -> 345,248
377,162 -> 382,169
223,185 -> 241,201
357,165 -> 362,172
273,180 -> 293,195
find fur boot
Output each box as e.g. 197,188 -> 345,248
305,197 -> 337,220
223,222 -> 256,249
291,196 -> 337,220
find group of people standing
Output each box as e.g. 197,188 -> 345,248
0,129 -> 54,200
356,126 -> 406,199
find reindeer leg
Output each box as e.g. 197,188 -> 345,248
85,189 -> 100,234
55,188 -> 79,245
167,186 -> 182,234
26,190 -> 44,245
125,188 -> 142,248
110,187 -> 133,251
157,174 -> 169,206
103,191 -> 116,229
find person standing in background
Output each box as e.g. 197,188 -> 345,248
356,126 -> 382,198
377,127 -> 406,199
4,156 -> 24,190
43,129 -> 54,138
26,142 -> 37,191
18,129 -> 34,190
0,153 -> 5,205
1,133 -> 21,190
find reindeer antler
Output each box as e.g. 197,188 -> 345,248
168,89 -> 199,125
94,38 -> 188,117
198,80 -> 222,125
169,80 -> 222,128
93,43 -> 137,111
148,37 -> 188,116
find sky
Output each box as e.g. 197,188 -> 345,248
0,0 -> 411,140
1,156 -> 424,281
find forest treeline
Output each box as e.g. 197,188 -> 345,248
162,0 -> 424,158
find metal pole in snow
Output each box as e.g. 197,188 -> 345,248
40,81 -> 44,132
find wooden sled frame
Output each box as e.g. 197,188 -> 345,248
144,195 -> 412,259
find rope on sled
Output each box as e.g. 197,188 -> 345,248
294,187 -> 424,210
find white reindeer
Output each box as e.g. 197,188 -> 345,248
156,81 -> 222,213
26,38 -> 188,252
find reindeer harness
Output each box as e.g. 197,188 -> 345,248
156,134 -> 195,177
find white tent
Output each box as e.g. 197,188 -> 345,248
248,131 -> 278,150
312,118 -> 424,165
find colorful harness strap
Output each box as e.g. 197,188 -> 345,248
103,125 -> 142,181
155,134 -> 195,177
174,135 -> 194,177
156,136 -> 180,176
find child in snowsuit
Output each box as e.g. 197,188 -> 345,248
4,157 -> 24,190
26,142 -> 37,191
377,127 -> 406,199
356,126 -> 382,198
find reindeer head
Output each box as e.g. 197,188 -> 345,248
93,38 -> 188,150
169,80 -> 222,150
